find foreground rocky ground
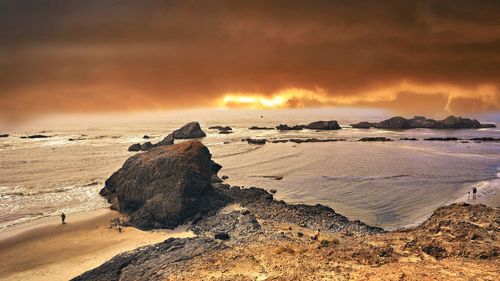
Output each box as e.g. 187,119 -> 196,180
74,141 -> 499,280
74,198 -> 499,280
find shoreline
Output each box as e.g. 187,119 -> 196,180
0,208 -> 194,281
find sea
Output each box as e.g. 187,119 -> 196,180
1,108 -> 499,231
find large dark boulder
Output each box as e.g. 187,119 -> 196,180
172,122 -> 206,139
100,141 -> 227,229
304,120 -> 341,130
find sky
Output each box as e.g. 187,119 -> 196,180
1,0 -> 499,120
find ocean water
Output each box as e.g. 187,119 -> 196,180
0,109 -> 499,230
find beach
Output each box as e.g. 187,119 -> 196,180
0,208 -> 193,281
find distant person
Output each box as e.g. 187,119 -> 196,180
467,191 -> 470,200
61,212 -> 66,224
311,229 -> 321,241
473,187 -> 477,199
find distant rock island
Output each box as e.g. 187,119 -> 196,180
276,120 -> 341,130
351,116 -> 496,129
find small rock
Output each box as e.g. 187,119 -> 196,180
128,143 -> 141,152
221,175 -> 229,180
215,232 -> 230,240
269,189 -> 277,194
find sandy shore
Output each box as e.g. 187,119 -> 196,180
0,209 -> 194,281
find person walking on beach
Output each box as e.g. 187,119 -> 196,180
61,212 -> 66,224
473,187 -> 477,199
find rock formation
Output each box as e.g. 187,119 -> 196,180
156,133 -> 174,146
351,116 -> 496,129
304,120 -> 341,130
128,143 -> 141,152
209,126 -> 232,131
100,141 -> 227,229
276,124 -> 303,130
249,126 -> 274,130
172,122 -> 206,139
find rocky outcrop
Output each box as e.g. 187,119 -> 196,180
72,237 -> 225,281
276,124 -> 303,130
244,138 -> 267,145
100,141 -> 228,229
74,201 -> 499,281
351,116 -> 496,130
0,134 -> 9,138
358,137 -> 393,142
249,126 -> 274,130
128,143 -> 141,152
209,126 -> 232,131
351,122 -> 375,129
156,133 -> 174,146
172,122 -> 206,139
424,137 -> 460,141
304,120 -> 341,130
20,134 -> 50,139
140,141 -> 155,151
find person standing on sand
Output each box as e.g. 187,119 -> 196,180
473,187 -> 477,199
312,229 -> 321,240
61,212 -> 66,224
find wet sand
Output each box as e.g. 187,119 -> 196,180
0,209 -> 194,281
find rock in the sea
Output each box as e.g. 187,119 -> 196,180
0,134 -> 9,138
358,137 -> 393,142
376,117 -> 412,129
351,116 -> 496,130
156,133 -> 174,146
172,122 -> 206,139
304,121 -> 341,130
351,122 -> 375,129
245,138 -> 267,145
424,137 -> 460,141
209,126 -> 232,131
269,189 -> 277,194
140,141 -> 155,151
100,141 -> 228,229
20,134 -> 50,139
218,130 -> 233,134
249,126 -> 274,130
128,143 -> 141,152
143,135 -> 151,139
276,124 -> 303,130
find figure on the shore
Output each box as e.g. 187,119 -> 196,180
114,218 -> 123,233
61,212 -> 66,224
472,187 -> 477,199
311,229 -> 321,240
467,191 -> 470,200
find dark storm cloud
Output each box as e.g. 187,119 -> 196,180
0,0 -> 499,118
